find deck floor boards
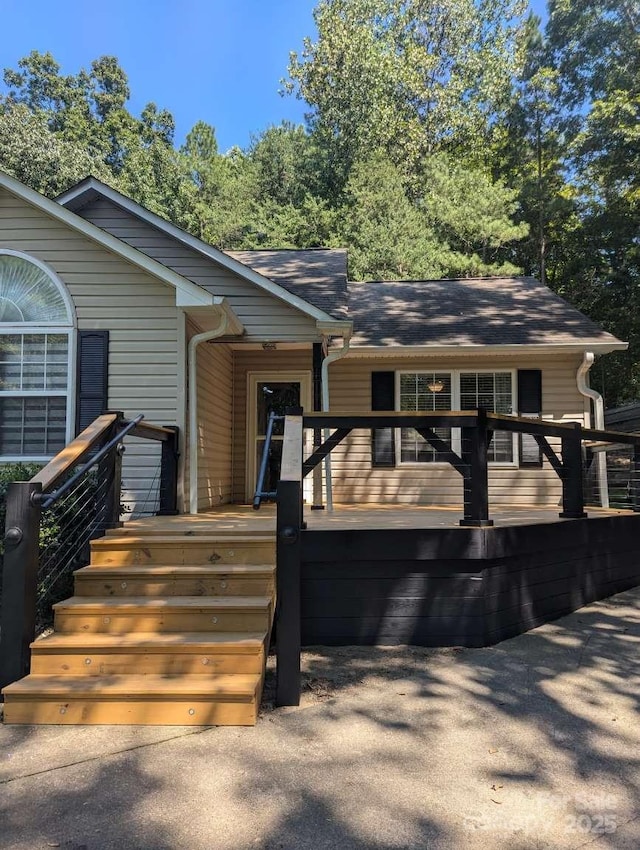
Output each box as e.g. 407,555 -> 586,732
122,503 -> 635,534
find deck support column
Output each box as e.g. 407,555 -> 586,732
159,426 -> 180,516
0,481 -> 42,690
560,423 -> 588,519
632,446 -> 640,513
460,409 -> 493,528
275,414 -> 304,707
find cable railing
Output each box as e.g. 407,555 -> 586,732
0,412 -> 179,690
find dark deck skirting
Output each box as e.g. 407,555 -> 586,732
299,515 -> 640,647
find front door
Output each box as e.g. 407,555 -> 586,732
246,372 -> 312,501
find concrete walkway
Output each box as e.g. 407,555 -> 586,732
1,588 -> 639,850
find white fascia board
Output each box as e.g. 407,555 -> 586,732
187,297 -> 245,336
0,170 -> 215,308
345,342 -> 629,358
58,177 -> 341,325
317,320 -> 353,337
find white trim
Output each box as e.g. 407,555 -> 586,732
0,170 -> 215,308
347,342 -> 628,357
57,176 -> 348,326
0,249 -> 76,459
245,371 -> 312,502
0,249 -> 77,327
394,368 -> 518,468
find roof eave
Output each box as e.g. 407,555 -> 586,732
345,342 -> 628,358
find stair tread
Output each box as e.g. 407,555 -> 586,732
31,632 -> 267,652
106,528 -> 276,538
92,535 -> 275,546
3,673 -> 261,698
54,595 -> 271,610
75,564 -> 275,576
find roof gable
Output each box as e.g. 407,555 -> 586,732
0,170 -> 216,309
58,177 -> 348,327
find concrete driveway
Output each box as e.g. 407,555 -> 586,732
1,587 -> 639,850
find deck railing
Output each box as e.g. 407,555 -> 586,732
0,412 -> 179,691
274,410 -> 640,706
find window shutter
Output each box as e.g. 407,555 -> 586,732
517,369 -> 543,468
371,371 -> 396,467
75,330 -> 109,434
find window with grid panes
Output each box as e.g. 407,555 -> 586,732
399,372 -> 453,463
0,254 -> 72,459
459,372 -> 514,462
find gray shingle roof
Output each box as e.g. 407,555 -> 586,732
227,249 -> 349,320
347,277 -> 622,347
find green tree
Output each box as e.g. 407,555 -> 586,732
0,104 -> 105,195
544,0 -> 640,404
286,0 -> 528,179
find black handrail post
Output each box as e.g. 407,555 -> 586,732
275,413 -> 304,707
632,446 -> 640,512
159,425 -> 180,516
253,411 -> 277,510
560,423 -> 588,519
460,409 -> 493,527
0,481 -> 43,690
99,412 -> 124,531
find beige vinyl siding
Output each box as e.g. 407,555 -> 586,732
232,348 -> 312,501
327,354 -> 587,507
77,198 -> 321,341
185,318 -> 233,511
0,188 -> 179,516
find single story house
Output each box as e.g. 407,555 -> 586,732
0,169 -> 626,513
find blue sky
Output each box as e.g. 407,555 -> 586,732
2,0 -> 548,152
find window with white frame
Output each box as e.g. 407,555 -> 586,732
459,372 -> 514,462
0,252 -> 74,459
396,370 -> 515,464
399,372 -> 453,463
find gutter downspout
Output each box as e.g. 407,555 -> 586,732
321,331 -> 352,511
577,351 -> 609,509
188,312 -> 229,515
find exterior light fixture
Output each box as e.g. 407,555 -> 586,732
427,379 -> 444,393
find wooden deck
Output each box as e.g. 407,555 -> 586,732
121,503 -> 635,534
107,503 -> 640,655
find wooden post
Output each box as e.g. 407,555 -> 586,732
631,445 -> 640,513
460,409 -> 493,527
99,414 -> 124,531
0,481 -> 43,690
159,426 -> 180,516
276,414 -> 303,707
560,423 -> 587,519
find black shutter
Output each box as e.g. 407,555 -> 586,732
517,369 -> 543,468
75,330 -> 109,434
371,371 -> 396,467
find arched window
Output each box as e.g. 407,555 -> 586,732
0,252 -> 75,459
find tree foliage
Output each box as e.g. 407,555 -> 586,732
0,0 -> 638,405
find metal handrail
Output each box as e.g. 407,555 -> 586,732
253,412 -> 284,510
36,415 -> 144,509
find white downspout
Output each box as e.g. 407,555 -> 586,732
321,331 -> 352,511
188,312 -> 229,515
577,351 -> 609,509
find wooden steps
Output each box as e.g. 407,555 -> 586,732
2,526 -> 276,726
29,632 -> 267,675
3,674 -> 261,726
73,564 -> 274,597
53,596 -> 273,634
